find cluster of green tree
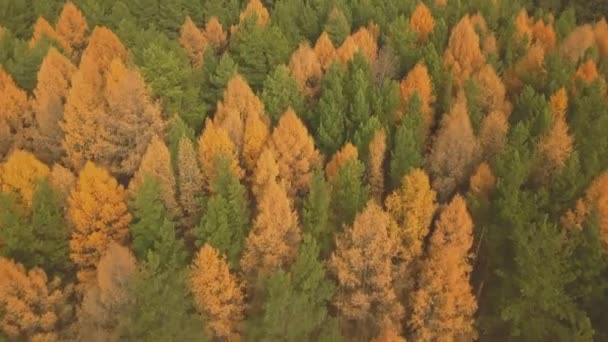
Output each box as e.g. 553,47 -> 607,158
1,0 -> 608,341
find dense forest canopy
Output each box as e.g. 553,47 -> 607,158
1,0 -> 608,340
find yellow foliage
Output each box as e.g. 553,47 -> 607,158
68,162 -> 131,288
56,1 -> 88,54
49,163 -> 76,196
550,87 -> 568,120
252,147 -> 280,200
575,59 -> 599,84
0,67 -> 33,158
243,108 -> 270,173
368,129 -> 387,202
29,17 -> 66,50
443,15 -> 485,86
190,245 -> 244,340
479,110 -> 509,160
289,42 -> 323,97
475,64 -> 510,116
204,17 -> 227,52
351,27 -> 378,64
198,119 -> 243,192
314,31 -> 337,71
0,150 -> 50,206
239,0 -> 269,27
177,137 -> 203,228
0,258 -> 68,341
336,35 -> 358,64
385,168 -> 437,262
269,108 -> 321,199
180,16 -> 207,68
410,3 -> 435,43
326,143 -> 358,181
399,62 -> 435,130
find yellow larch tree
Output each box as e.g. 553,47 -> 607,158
32,47 -> 77,164
243,108 -> 270,173
470,161 -> 496,197
0,67 -> 33,158
443,15 -> 485,86
368,128 -> 387,202
314,31 -> 337,71
289,41 -> 323,97
214,74 -> 267,152
351,26 -> 378,64
0,258 -> 68,341
409,195 -> 477,342
428,95 -> 480,200
28,17 -> 66,50
251,147 -> 280,200
77,242 -> 136,341
129,136 -> 180,220
336,35 -> 358,64
190,245 -> 244,340
198,118 -> 244,192
409,2 -> 435,43
204,17 -> 227,52
479,110 -> 509,160
177,136 -> 204,228
515,9 -> 532,44
475,64 -> 510,116
385,168 -> 437,264
240,178 -> 301,279
326,143 -> 358,182
55,1 -> 89,55
180,16 -> 207,68
49,163 -> 76,197
399,62 -> 435,130
329,201 -> 403,340
268,108 -> 321,199
238,0 -> 269,27
68,162 -> 131,288
0,150 -> 50,207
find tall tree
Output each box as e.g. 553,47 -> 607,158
0,258 -> 69,341
68,162 -> 131,287
316,64 -> 347,155
389,99 -> 425,190
176,136 -> 203,229
0,150 -> 50,206
302,167 -> 333,255
179,16 -> 207,68
269,108 -> 321,200
289,41 -> 323,97
399,63 -> 435,132
443,15 -> 485,86
314,31 -> 337,71
409,2 -> 435,43
55,1 -> 88,57
329,201 -> 403,340
409,195 -> 477,341
330,147 -> 369,229
261,65 -> 305,124
198,118 -> 243,191
0,67 -> 33,158
190,244 -> 244,340
204,16 -> 227,51
324,7 -> 350,46
326,143 -> 359,182
368,128 -> 386,201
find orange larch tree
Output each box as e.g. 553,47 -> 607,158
268,108 -> 321,199
400,62 -> 435,130
68,162 -> 131,288
0,150 -> 50,206
368,128 -> 387,202
325,143 -> 358,182
0,67 -> 33,159
443,15 -> 485,86
595,18 -> 608,59
179,16 -> 207,68
575,59 -> 599,84
289,42 -> 323,97
190,244 -> 244,340
251,147 -> 280,200
177,136 -> 204,228
314,31 -> 337,71
475,64 -> 510,116
238,0 -> 270,27
409,2 -> 435,43
351,27 -> 378,64
243,108 -> 270,173
409,195 -> 477,341
479,110 -> 509,160
204,17 -> 227,52
55,1 -> 89,56
329,201 -> 403,340
129,137 -> 180,220
198,118 -> 243,192
49,163 -> 76,196
559,24 -> 596,63
428,94 -> 480,200
470,161 -> 496,197
28,17 -> 65,49
240,178 -> 301,280
32,47 -> 76,164
336,35 -> 358,65
0,258 -> 68,341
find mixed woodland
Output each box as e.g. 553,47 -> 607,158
2,0 -> 608,340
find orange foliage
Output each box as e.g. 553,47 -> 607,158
410,2 -> 435,43
400,62 -> 435,129
575,59 -> 599,84
204,17 -> 227,52
368,128 -> 387,201
0,150 -> 50,206
515,9 -> 532,43
470,162 -> 496,196
0,67 -> 32,158
32,48 -> 76,164
314,31 -> 337,71
329,201 -> 403,337
534,115 -> 574,180
241,178 -> 301,279
443,16 -> 485,86
506,43 -> 545,93
410,195 -> 477,341
252,147 -> 280,200
180,16 -> 207,68
239,0 -> 269,27
479,110 -> 509,159
177,137 -> 203,228
475,64 -> 510,115
29,17 -> 66,50
268,108 -> 321,199
351,27 -> 378,64
0,258 -> 68,341
243,111 -> 270,173
595,18 -> 608,59
326,143 -> 358,181
129,137 -> 180,219
49,163 -> 76,196
190,245 -> 244,340
198,118 -> 244,192
550,87 -> 568,120
385,168 -> 437,263
560,24 -> 596,63
289,42 -> 323,97
56,1 -> 88,54
515,9 -> 556,51
68,162 -> 131,287
336,35 -> 358,64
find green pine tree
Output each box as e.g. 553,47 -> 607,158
316,64 -> 347,156
302,167 -> 333,256
389,95 -> 425,189
331,157 -> 369,229
261,65 -> 306,124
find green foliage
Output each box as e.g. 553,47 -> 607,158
0,180 -> 72,278
324,6 -> 350,46
345,53 -> 373,138
261,65 -> 306,124
353,116 -> 382,163
316,64 -> 347,156
464,78 -> 482,133
331,158 -> 369,229
386,16 -> 421,76
202,0 -> 240,28
389,96 -> 425,190
511,86 -> 552,139
168,115 -> 196,169
247,235 -> 337,341
2,36 -> 56,92
272,0 -> 322,46
195,157 -> 250,269
302,168 -> 333,256
0,0 -> 36,39
200,50 -> 238,112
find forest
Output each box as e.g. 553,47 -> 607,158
1,0 -> 608,341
